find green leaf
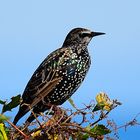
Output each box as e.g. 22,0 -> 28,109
68,98 -> 77,109
2,94 -> 21,113
81,134 -> 89,140
91,124 -> 111,136
92,104 -> 103,112
85,125 -> 92,131
0,100 -> 6,105
0,115 -> 9,123
0,123 -> 8,140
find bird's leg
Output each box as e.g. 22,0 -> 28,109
45,104 -> 54,116
22,122 -> 30,132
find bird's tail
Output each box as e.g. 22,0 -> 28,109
13,105 -> 29,125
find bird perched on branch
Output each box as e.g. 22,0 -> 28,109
13,28 -> 105,125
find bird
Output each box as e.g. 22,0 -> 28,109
13,27 -> 105,125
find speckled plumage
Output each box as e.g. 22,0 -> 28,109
13,28 -> 105,125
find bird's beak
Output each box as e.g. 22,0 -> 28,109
91,32 -> 105,37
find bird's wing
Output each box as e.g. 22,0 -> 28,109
21,47 -> 74,107
13,47 -> 79,125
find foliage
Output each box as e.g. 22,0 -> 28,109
0,123 -> 8,140
0,94 -> 21,114
0,92 -> 139,140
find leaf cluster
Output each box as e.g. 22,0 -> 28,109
0,93 -> 139,140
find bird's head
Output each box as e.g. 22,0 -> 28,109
63,28 -> 105,47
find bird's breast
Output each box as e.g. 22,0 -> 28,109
45,52 -> 91,105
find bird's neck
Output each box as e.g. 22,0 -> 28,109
75,44 -> 89,55
62,42 -> 89,55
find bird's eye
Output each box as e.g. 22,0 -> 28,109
79,33 -> 91,38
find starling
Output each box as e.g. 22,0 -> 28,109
13,28 -> 105,125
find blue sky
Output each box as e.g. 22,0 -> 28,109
0,0 -> 140,139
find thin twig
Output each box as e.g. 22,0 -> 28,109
61,123 -> 96,137
6,120 -> 29,139
90,111 -> 110,127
